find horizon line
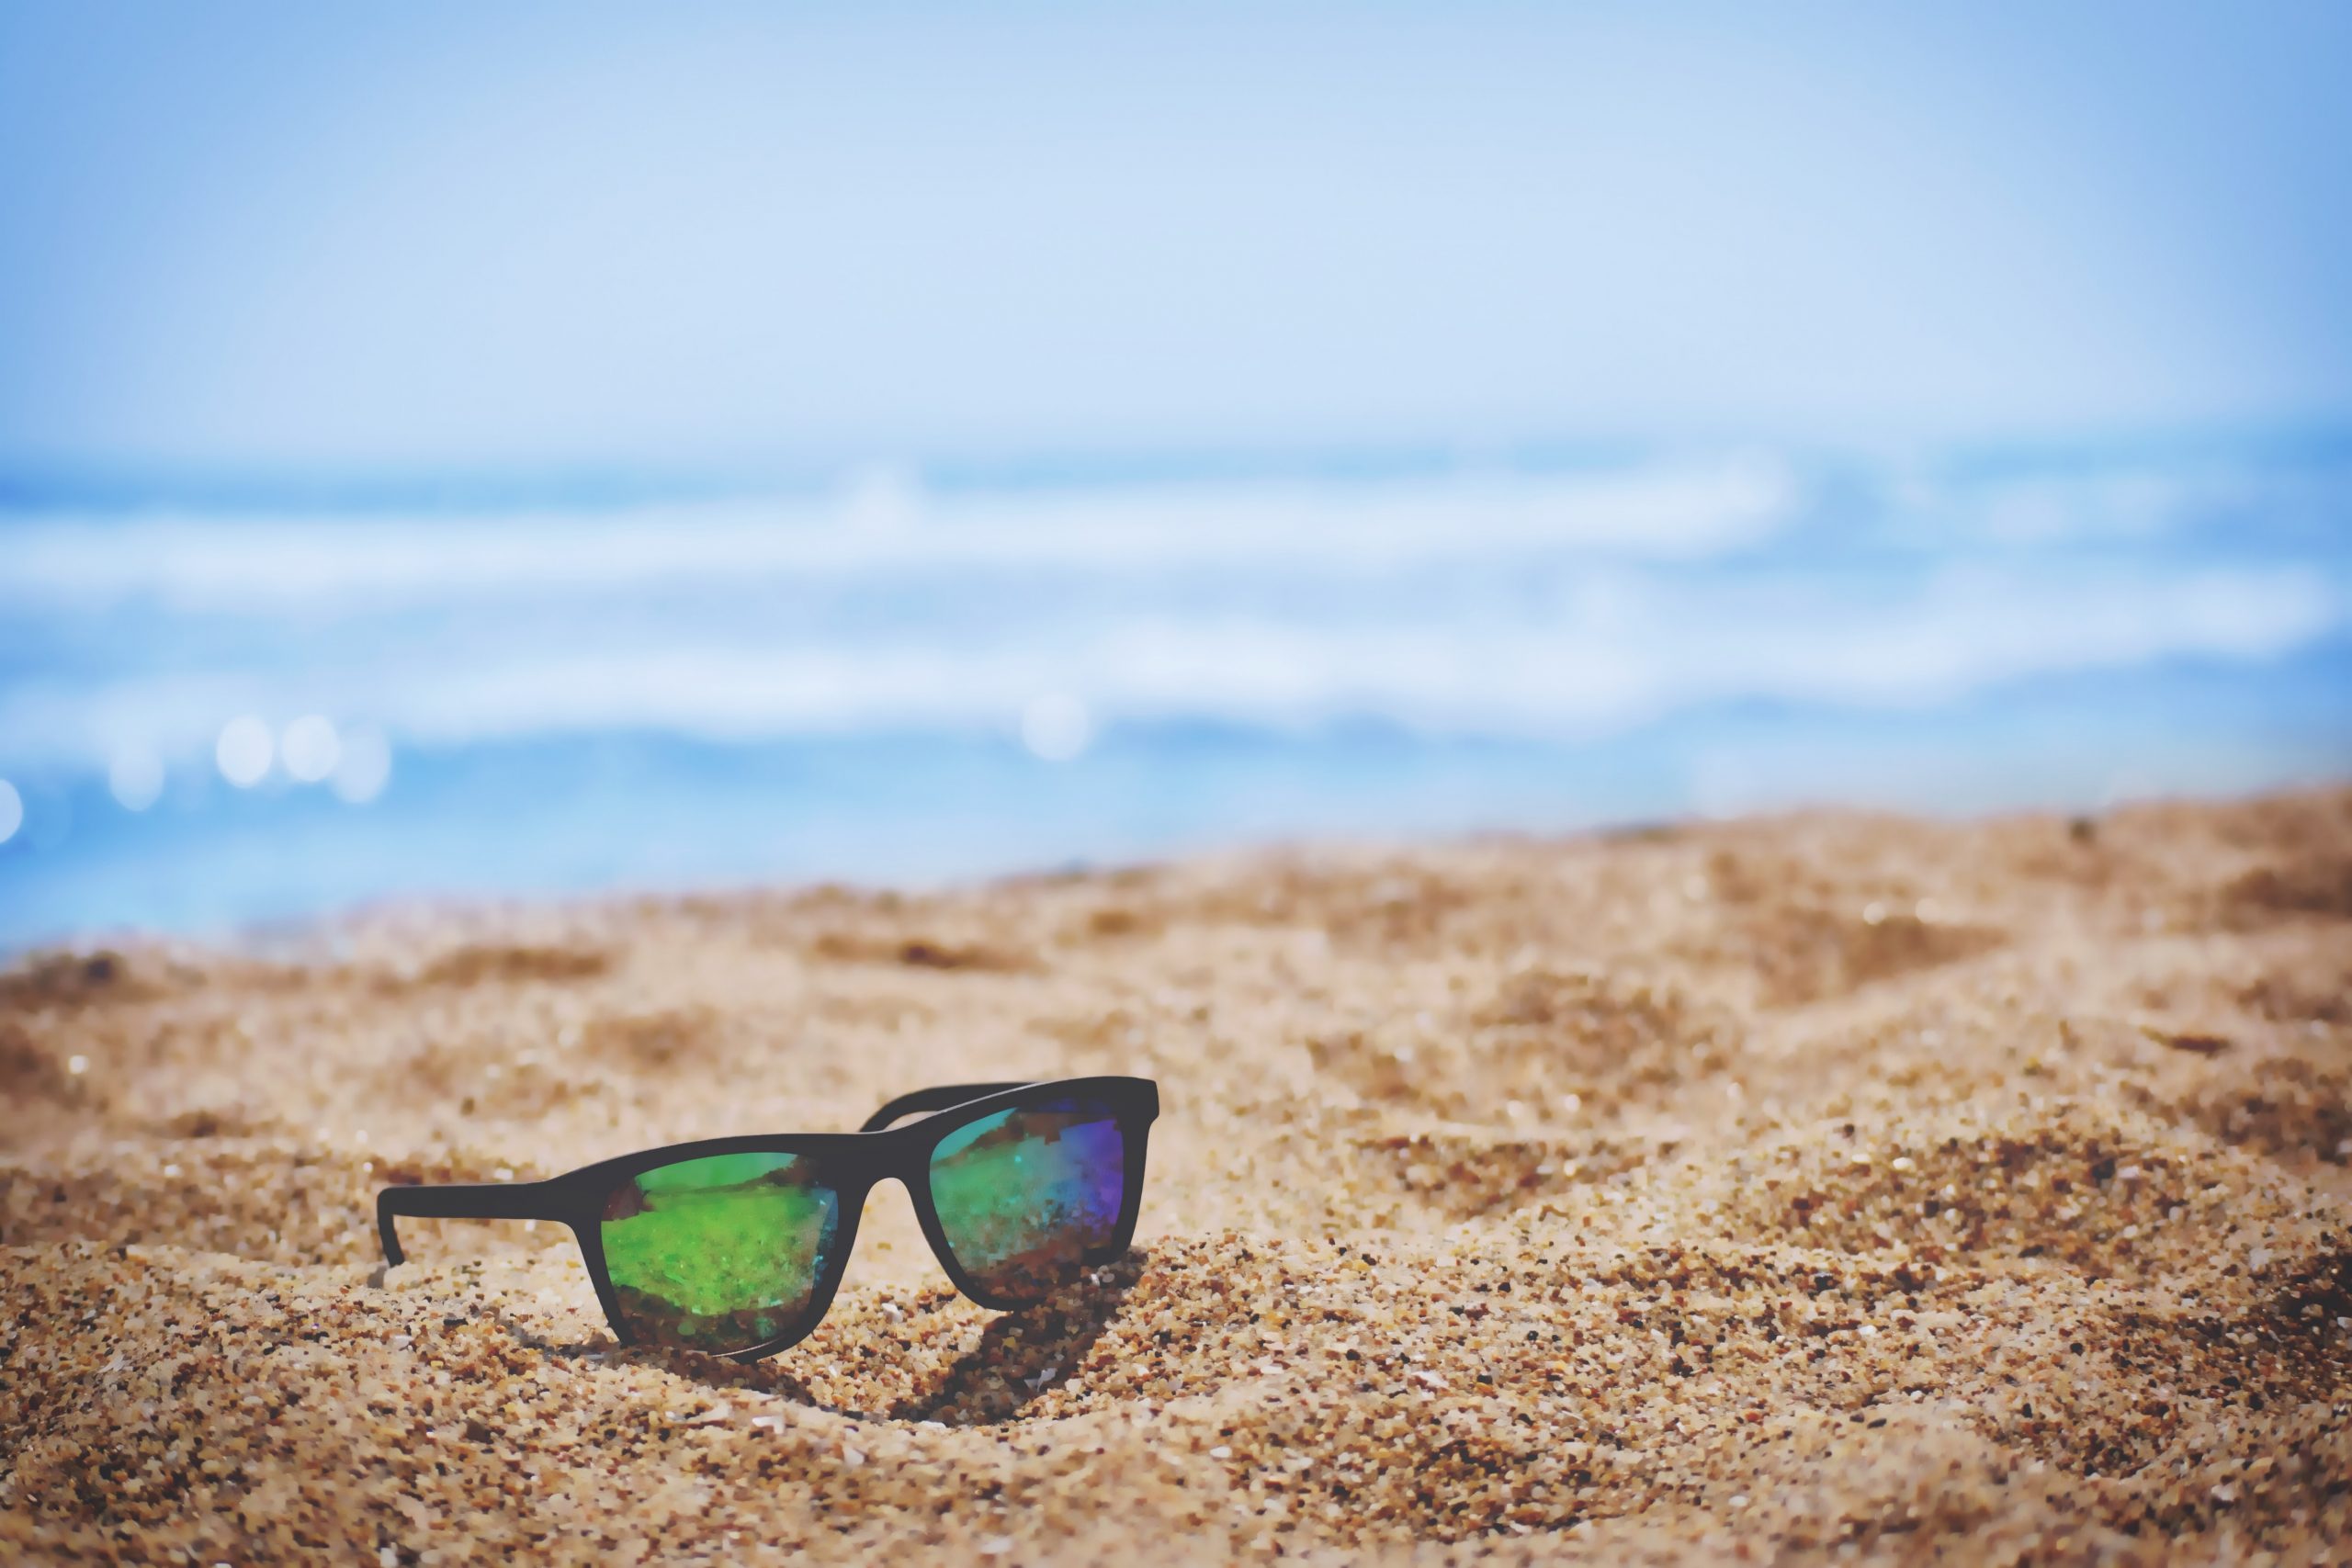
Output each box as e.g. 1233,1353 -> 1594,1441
6,418 -> 2350,516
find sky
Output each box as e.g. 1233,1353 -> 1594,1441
1,1 -> 2349,477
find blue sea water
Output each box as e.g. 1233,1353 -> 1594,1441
3,434 -> 2348,948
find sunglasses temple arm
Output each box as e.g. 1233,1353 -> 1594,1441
377,1180 -> 566,1267
857,1081 -> 1038,1133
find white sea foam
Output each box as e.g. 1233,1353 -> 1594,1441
0,450 -> 2344,776
0,456 -> 1796,612
0,569 -> 2336,773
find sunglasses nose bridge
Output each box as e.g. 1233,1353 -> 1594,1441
841,1169 -> 953,1291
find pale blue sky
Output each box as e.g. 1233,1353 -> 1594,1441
2,1 -> 2347,474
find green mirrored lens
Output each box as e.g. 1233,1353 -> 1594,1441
599,1151 -> 838,1353
928,1098 -> 1125,1302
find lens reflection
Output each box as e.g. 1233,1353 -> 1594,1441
928,1098 -> 1125,1302
600,1151 -> 838,1353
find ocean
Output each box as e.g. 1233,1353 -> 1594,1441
3,433 -> 2348,948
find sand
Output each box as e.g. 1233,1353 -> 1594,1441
4,787 -> 2350,1564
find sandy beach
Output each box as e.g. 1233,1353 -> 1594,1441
4,787 -> 2349,1564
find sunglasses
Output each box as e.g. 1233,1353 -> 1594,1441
376,1077 -> 1159,1360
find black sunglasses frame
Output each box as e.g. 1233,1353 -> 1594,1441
377,1075 -> 1159,1362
